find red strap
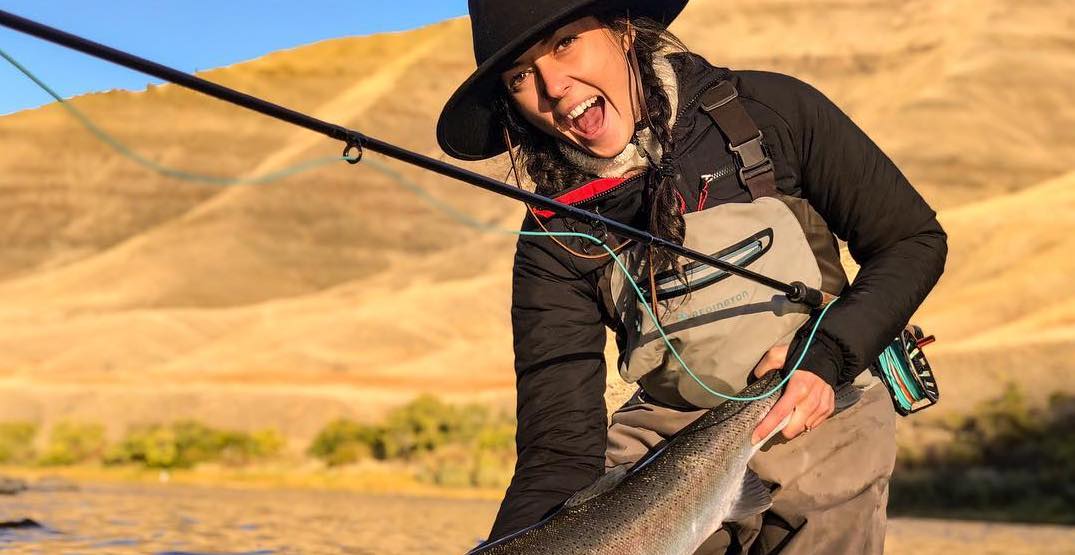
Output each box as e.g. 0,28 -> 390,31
532,177 -> 628,219
697,180 -> 710,211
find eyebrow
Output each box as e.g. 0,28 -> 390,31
507,25 -> 569,71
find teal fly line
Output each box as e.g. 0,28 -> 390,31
1,45 -> 838,403
0,47 -> 350,186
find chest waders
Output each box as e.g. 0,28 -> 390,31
597,79 -> 940,414
0,10 -> 939,415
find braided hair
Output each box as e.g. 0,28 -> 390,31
494,14 -> 695,275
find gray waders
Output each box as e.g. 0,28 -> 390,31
598,80 -> 900,553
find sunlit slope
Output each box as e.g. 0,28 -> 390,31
910,171 -> 1075,414
0,0 -> 1072,438
0,17 -> 516,309
672,0 -> 1075,209
0,232 -> 517,438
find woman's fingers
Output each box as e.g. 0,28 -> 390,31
751,386 -> 800,444
805,387 -> 835,431
781,390 -> 819,439
752,343 -> 790,378
805,383 -> 835,431
753,370 -> 836,443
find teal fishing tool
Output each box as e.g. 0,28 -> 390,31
873,325 -> 939,415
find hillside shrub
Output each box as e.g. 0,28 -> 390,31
38,421 -> 106,466
106,421 -> 284,469
307,419 -> 382,466
0,422 -> 38,464
307,396 -> 516,487
891,384 -> 1075,523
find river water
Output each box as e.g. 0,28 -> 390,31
2,482 -> 1073,554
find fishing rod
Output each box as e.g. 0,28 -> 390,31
0,9 -> 825,308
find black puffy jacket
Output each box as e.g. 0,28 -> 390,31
488,52 -> 948,540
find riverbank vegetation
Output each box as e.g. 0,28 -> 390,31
0,395 -> 515,489
890,385 -> 1075,524
306,394 -> 515,488
5,387 -> 1071,522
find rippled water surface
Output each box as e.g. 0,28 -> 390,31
0,483 -> 499,554
2,482 -> 1073,554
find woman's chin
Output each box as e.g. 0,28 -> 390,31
572,131 -> 632,159
586,137 -> 632,159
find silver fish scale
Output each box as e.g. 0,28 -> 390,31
473,374 -> 783,555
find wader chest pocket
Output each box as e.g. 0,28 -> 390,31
607,196 -> 825,409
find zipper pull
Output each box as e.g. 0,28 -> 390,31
591,205 -> 609,247
697,174 -> 714,210
697,163 -> 737,210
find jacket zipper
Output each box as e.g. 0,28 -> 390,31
671,75 -> 729,143
567,172 -> 645,208
698,162 -> 736,210
658,73 -> 731,187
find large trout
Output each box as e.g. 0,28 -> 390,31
469,372 -> 787,555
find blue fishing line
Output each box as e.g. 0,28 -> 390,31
0,47 -> 350,185
357,158 -> 838,402
2,46 -> 836,403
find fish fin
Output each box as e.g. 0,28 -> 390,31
751,413 -> 793,450
563,465 -> 629,509
725,469 -> 773,522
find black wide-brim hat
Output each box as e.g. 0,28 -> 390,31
437,0 -> 689,161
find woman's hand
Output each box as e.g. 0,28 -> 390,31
749,343 -> 836,444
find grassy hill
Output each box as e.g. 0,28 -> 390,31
0,0 -> 1071,445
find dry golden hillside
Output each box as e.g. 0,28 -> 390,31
0,0 -> 1071,442
673,0 -> 1075,208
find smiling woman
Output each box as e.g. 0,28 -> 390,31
492,10 -> 691,275
437,1 -> 947,554
499,17 -> 638,158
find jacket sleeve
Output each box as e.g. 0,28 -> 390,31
755,73 -> 949,385
486,236 -> 609,541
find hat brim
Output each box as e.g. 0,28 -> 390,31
437,0 -> 689,161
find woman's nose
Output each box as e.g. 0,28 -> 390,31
535,59 -> 571,101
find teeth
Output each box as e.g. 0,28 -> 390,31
568,96 -> 599,121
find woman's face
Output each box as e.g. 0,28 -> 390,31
500,16 -> 637,158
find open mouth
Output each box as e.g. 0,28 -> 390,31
566,95 -> 607,141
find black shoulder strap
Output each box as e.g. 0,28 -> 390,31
698,80 -> 778,199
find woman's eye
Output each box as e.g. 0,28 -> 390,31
509,69 -> 531,90
556,35 -> 578,51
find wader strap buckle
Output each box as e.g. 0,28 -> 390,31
699,81 -> 778,200
730,131 -> 774,185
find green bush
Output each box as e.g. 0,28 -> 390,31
106,421 -> 284,469
0,422 -> 38,464
306,397 -> 517,487
248,429 -> 286,459
307,419 -> 383,466
38,421 -> 106,466
891,384 -> 1075,523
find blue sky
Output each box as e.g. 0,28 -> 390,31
0,1 -> 469,115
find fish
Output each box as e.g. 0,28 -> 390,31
468,372 -> 788,555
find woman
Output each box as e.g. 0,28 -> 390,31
437,1 -> 947,553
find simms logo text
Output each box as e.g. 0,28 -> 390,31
672,289 -> 750,322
